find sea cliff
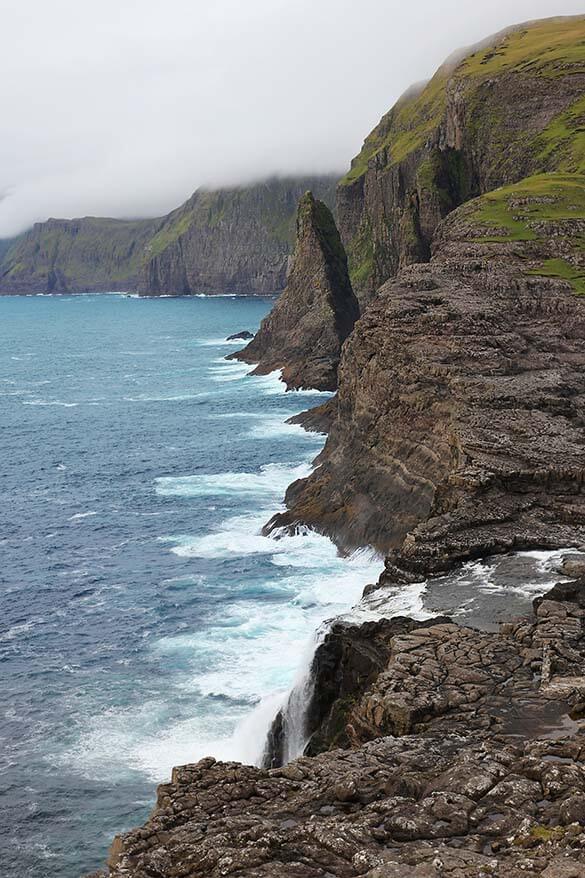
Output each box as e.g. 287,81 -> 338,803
0,176 -> 337,296
88,16 -> 585,878
229,191 -> 359,391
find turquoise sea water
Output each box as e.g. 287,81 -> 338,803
0,294 -> 382,877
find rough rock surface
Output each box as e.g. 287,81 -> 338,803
0,177 -> 337,296
272,177 -> 585,569
337,16 -> 585,302
230,192 -> 360,391
92,580 -> 585,877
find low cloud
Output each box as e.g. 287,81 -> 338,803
0,0 -> 581,236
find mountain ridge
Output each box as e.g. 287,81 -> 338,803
0,176 -> 338,296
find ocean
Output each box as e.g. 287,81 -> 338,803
0,294 -> 568,877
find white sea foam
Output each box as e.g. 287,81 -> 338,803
68,511 -> 98,521
155,461 -> 311,500
123,392 -> 206,403
208,361 -> 252,382
247,416 -> 320,440
198,337 -> 246,347
22,399 -> 79,407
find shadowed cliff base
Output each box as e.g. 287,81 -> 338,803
229,192 -> 360,391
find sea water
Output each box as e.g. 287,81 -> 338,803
0,294 -> 570,877
0,294 -> 383,877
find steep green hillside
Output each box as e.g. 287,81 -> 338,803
455,172 -> 585,293
0,176 -> 338,296
338,15 -> 585,300
0,217 -> 161,294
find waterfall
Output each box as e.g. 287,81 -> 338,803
259,624 -> 328,767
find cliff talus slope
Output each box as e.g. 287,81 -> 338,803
230,192 -> 359,391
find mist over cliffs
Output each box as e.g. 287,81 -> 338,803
0,176 -> 337,296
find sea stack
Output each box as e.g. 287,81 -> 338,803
230,191 -> 360,391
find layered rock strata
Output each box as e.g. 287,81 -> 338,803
336,16 -> 585,303
230,192 -> 360,391
271,175 -> 585,571
0,177 -> 337,295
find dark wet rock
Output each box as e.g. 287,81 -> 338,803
226,330 -> 255,341
558,555 -> 585,580
97,581 -> 585,878
229,192 -> 360,391
286,398 -> 338,435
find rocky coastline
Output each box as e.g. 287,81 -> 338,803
86,16 -> 585,877
93,572 -> 585,878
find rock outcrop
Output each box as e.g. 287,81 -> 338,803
272,174 -> 585,568
0,176 -> 337,295
337,16 -> 585,303
229,192 -> 360,391
92,578 -> 585,878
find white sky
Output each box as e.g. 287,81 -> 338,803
0,0 -> 582,236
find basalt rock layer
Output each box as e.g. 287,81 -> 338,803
229,192 -> 359,391
92,578 -> 585,878
0,177 -> 337,295
337,16 -> 585,302
272,173 -> 585,571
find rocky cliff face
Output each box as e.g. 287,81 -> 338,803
229,192 -> 360,391
86,17 -> 585,878
337,16 -> 585,303
274,172 -> 585,568
141,177 -> 338,296
0,176 -> 337,295
92,577 -> 585,878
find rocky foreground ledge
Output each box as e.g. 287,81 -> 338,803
90,574 -> 585,877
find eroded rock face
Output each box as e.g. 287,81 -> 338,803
94,580 -> 585,878
273,186 -> 585,568
141,177 -> 338,297
229,192 -> 360,391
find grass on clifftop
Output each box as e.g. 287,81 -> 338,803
469,172 -> 585,293
341,16 -> 585,187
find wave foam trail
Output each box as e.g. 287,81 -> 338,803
155,461 -> 312,500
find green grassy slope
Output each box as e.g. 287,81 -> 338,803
342,16 -> 585,187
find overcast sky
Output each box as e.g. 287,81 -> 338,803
0,0 -> 582,236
